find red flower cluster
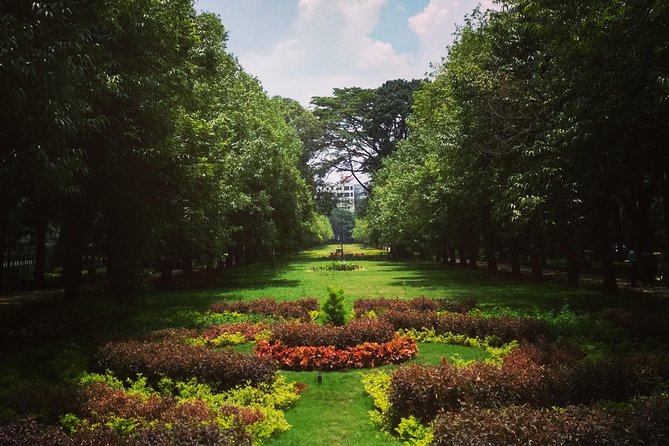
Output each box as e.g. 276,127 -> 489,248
270,319 -> 395,348
255,336 -> 417,371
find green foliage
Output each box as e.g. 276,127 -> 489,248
362,371 -> 393,431
323,286 -> 347,326
51,346 -> 88,383
311,79 -> 422,176
351,218 -> 372,245
397,328 -> 517,365
329,208 -> 356,243
61,371 -> 298,444
394,416 -> 433,446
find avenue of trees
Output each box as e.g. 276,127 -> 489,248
366,0 -> 669,293
4,0 -> 667,299
0,0 -> 331,299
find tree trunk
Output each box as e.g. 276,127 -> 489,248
467,221 -> 478,270
482,209 -> 498,274
530,245 -> 542,280
509,236 -> 521,277
565,234 -> 580,288
448,246 -> 456,265
33,213 -> 48,288
596,203 -> 618,295
62,209 -> 84,302
161,257 -> 173,281
182,242 -> 193,277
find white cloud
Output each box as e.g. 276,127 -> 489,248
239,0 -> 416,105
408,0 -> 462,69
236,0 -> 498,105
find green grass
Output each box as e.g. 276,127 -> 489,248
266,370 -> 400,446
2,243 -> 664,444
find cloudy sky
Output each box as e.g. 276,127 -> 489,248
193,0 -> 495,105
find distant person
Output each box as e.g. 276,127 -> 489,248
640,251 -> 654,288
628,249 -> 639,288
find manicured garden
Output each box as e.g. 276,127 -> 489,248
1,244 -> 669,445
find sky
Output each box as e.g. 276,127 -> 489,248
193,0 -> 495,106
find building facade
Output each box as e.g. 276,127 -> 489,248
320,175 -> 368,214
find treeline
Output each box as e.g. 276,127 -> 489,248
0,0 -> 328,299
365,0 -> 669,293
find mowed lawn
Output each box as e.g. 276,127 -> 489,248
0,244 -> 633,446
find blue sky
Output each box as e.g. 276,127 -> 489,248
194,0 -> 495,105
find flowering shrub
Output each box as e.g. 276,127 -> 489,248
97,340 -> 276,391
354,297 -> 477,315
326,252 -> 385,261
49,372 -> 299,445
312,261 -> 361,271
269,319 -> 395,348
397,328 -> 519,365
388,346 -> 669,424
431,395 -> 669,446
200,323 -> 270,346
255,336 -> 417,370
210,298 -> 319,321
381,310 -> 549,343
0,416 -> 251,446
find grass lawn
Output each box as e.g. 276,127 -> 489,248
1,244 -> 664,444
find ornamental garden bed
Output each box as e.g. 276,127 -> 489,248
3,289 -> 669,446
358,299 -> 669,446
311,261 -> 361,271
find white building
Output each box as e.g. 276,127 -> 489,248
321,175 -> 368,214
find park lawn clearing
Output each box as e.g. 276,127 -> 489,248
4,244 -> 666,445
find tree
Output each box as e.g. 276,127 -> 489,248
311,79 -> 422,188
329,209 -> 355,244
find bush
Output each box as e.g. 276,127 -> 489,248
381,311 -> 549,343
388,346 -> 669,424
269,319 -> 394,348
354,297 -> 477,315
255,336 -> 417,371
0,418 -> 251,446
0,417 -> 72,446
312,261 -> 360,271
200,323 -> 270,345
600,307 -> 669,340
209,298 -> 319,321
97,340 -> 276,391
322,286 -> 347,326
431,395 -> 669,446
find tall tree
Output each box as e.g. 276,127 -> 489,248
311,79 -> 422,189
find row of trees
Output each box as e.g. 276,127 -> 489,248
0,0 -> 330,299
365,0 -> 669,293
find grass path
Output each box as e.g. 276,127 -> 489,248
265,343 -> 489,445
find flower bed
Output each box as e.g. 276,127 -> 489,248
269,319 -> 395,348
387,346 -> 669,424
431,395 -> 669,446
200,322 -> 270,345
0,372 -> 301,446
97,340 -> 277,391
354,297 -> 477,315
255,336 -> 417,370
0,417 -> 250,446
312,261 -> 360,271
209,298 -> 318,321
381,310 -> 549,343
